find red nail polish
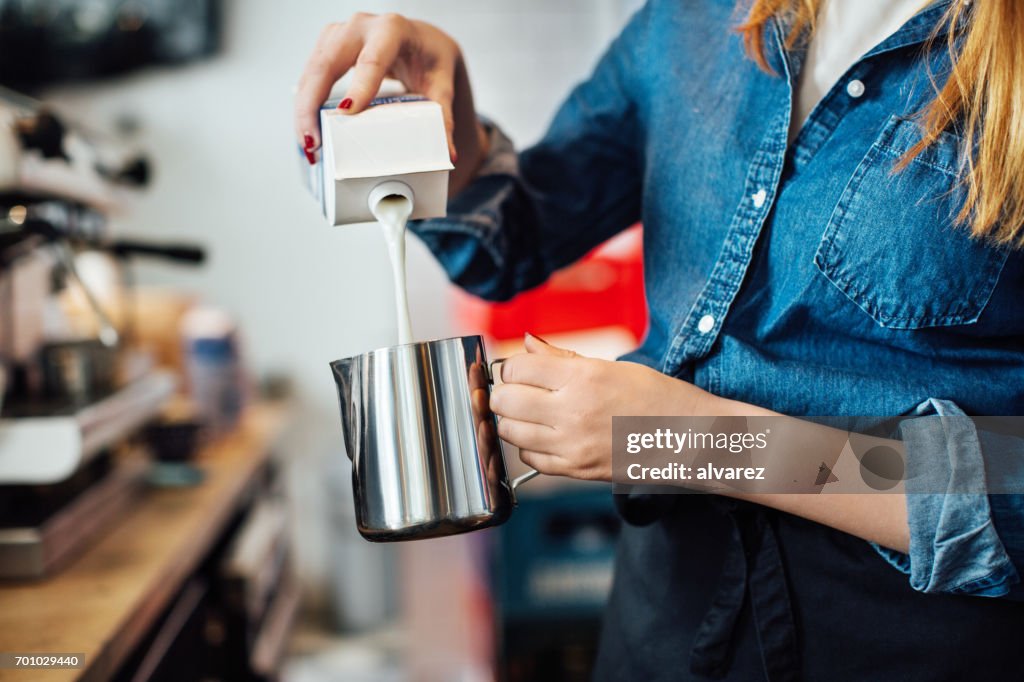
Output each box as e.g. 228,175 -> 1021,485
451,149 -> 459,164
339,98 -> 353,110
303,134 -> 314,150
304,149 -> 316,165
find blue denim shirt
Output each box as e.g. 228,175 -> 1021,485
413,0 -> 1024,597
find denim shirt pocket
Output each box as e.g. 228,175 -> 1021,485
813,114 -> 1010,330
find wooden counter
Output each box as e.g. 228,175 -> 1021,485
0,403 -> 292,682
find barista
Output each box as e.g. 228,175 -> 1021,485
295,4 -> 1024,680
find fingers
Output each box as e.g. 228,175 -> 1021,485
500,352 -> 575,390
295,13 -> 462,166
495,417 -> 559,455
490,383 -> 556,425
421,57 -> 458,160
295,21 -> 359,150
341,13 -> 409,115
518,448 -> 564,477
524,332 -> 577,357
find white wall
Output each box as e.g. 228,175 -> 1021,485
47,0 -> 640,607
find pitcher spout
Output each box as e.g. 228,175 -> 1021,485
330,357 -> 359,461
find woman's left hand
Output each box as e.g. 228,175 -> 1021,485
490,334 -> 721,481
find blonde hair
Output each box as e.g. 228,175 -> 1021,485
738,0 -> 1024,247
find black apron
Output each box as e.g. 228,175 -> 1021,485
592,495 -> 1024,681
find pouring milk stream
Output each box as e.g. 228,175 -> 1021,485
368,183 -> 415,345
302,89 -> 453,344
308,86 -> 540,542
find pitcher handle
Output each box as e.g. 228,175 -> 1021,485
488,358 -> 539,494
510,469 -> 540,490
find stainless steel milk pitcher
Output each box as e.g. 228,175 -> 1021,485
330,335 -> 537,541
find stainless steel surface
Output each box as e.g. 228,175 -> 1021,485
54,242 -> 119,347
0,456 -> 147,579
0,369 -> 177,484
41,339 -> 117,402
331,335 -> 536,542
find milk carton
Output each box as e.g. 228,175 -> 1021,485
303,94 -> 454,226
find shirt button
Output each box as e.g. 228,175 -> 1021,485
846,79 -> 865,98
752,188 -> 767,208
697,314 -> 715,334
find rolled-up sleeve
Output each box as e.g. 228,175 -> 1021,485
411,3 -> 649,302
872,398 -> 1022,598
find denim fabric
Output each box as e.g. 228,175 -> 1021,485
413,0 -> 1024,597
872,400 -> 1022,598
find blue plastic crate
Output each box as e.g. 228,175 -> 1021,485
493,484 -> 620,623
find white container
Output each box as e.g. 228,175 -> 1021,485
180,306 -> 246,434
304,95 -> 454,226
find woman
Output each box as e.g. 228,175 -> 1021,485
296,1 -> 1024,679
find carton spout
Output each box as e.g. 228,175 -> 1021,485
367,180 -> 414,218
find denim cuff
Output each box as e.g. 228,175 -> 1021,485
872,398 -> 1020,597
409,120 -> 519,299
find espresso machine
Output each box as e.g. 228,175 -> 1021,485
0,89 -> 202,578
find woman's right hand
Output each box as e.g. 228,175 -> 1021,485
295,13 -> 488,189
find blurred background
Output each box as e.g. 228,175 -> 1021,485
0,1 -> 647,680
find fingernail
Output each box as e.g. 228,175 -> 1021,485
339,97 -> 353,110
451,149 -> 459,164
303,134 -> 314,150
526,332 -> 548,344
304,149 -> 316,165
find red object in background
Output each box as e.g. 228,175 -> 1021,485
454,225 -> 647,342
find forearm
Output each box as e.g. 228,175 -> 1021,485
664,392 -> 1018,596
731,491 -> 909,552
494,341 -> 1019,596
448,54 -> 489,197
414,10 -> 645,302
710,397 -> 911,553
